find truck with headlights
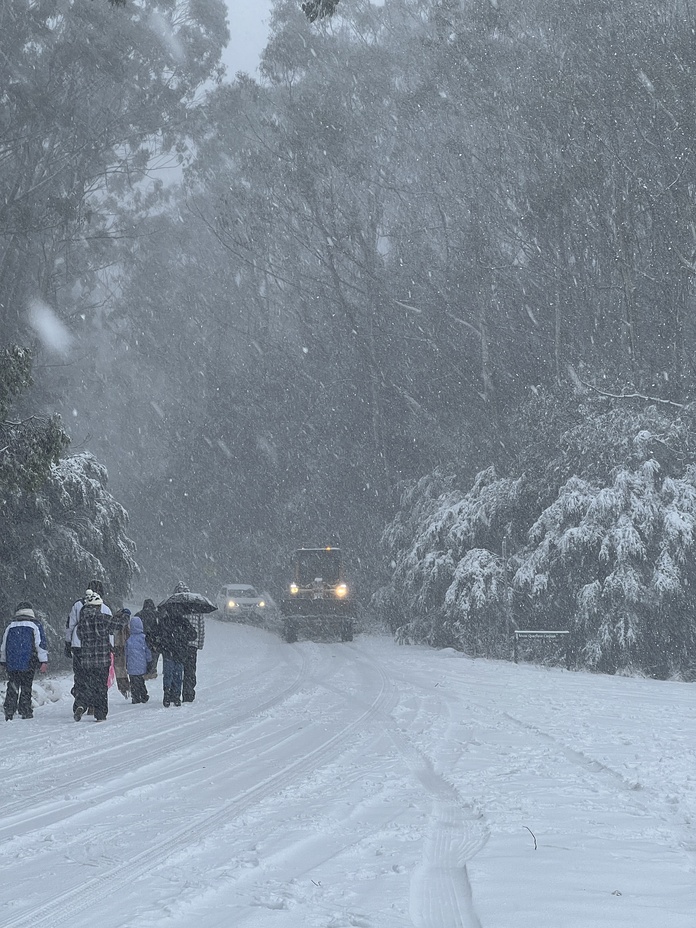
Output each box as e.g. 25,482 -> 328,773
280,546 -> 355,642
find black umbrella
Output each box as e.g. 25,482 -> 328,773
157,591 -> 217,614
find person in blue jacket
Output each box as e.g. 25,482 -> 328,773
1,602 -> 48,720
125,614 -> 152,704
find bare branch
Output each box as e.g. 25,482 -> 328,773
580,381 -> 686,409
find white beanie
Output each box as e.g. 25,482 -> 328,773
84,589 -> 103,607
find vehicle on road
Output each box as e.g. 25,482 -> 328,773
216,584 -> 267,623
280,547 -> 356,642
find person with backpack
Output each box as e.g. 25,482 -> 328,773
1,602 -> 48,720
74,589 -> 129,722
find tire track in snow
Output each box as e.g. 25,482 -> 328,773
2,644 -> 395,928
501,710 -> 640,790
351,649 -> 486,928
409,799 -> 484,928
499,708 -> 696,864
409,655 -> 696,871
0,635 -> 311,832
396,736 -> 486,928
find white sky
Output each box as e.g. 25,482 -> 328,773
3,618 -> 695,927
221,0 -> 273,77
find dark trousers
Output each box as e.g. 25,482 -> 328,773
82,665 -> 110,720
162,657 -> 183,701
182,647 -> 198,702
130,675 -> 149,703
71,648 -> 91,713
4,669 -> 35,718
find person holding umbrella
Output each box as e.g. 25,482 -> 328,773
156,582 -> 216,707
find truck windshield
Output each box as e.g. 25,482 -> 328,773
296,549 -> 341,584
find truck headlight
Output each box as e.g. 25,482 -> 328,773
335,583 -> 348,599
290,583 -> 299,595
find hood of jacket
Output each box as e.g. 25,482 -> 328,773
129,615 -> 144,635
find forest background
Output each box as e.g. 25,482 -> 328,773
3,0 -> 696,677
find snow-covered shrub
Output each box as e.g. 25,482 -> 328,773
374,467 -> 523,652
516,461 -> 696,675
0,452 -> 138,646
378,393 -> 696,676
444,548 -> 511,658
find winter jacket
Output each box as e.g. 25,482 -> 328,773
136,604 -> 159,650
77,604 -> 129,669
155,611 -> 197,664
1,610 -> 48,672
125,616 -> 152,676
66,598 -> 113,647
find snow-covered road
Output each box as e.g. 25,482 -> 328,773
2,619 -> 695,927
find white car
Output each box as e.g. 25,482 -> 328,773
216,584 -> 267,622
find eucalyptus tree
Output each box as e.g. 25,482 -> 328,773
0,0 -> 228,347
508,0 -> 696,397
189,3 -> 415,504
0,0 -> 228,613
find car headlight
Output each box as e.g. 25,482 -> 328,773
335,583 -> 348,599
290,583 -> 299,595
259,601 -> 265,608
227,600 -> 237,609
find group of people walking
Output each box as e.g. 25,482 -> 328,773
1,580 -> 206,723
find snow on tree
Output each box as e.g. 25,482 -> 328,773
378,395 -> 696,676
33,452 -> 138,615
1,449 -> 138,652
443,548 -> 510,658
375,467 -> 523,652
516,459 -> 696,676
0,349 -> 137,649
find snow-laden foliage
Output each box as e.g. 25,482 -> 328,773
378,396 -> 696,677
0,350 -> 135,651
376,467 -> 523,652
516,461 -> 696,675
0,452 -> 138,651
443,548 -> 511,658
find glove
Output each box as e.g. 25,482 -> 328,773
64,642 -> 73,659
39,663 -> 48,673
